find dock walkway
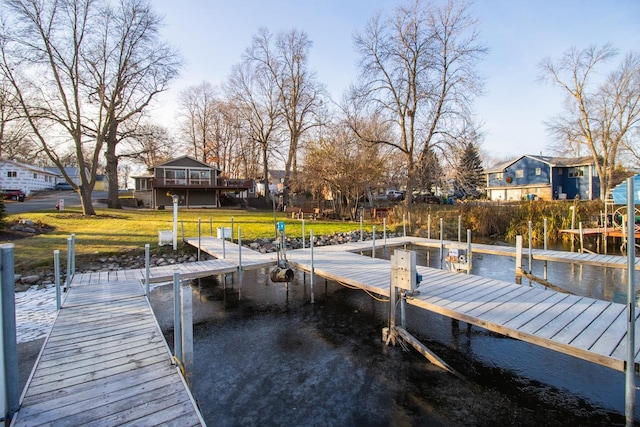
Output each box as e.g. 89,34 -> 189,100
283,246 -> 640,372
12,270 -> 211,426
184,235 -> 640,373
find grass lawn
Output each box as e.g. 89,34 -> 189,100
6,207 -> 383,275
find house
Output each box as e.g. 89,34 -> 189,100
255,170 -> 286,196
485,155 -> 600,201
0,159 -> 60,195
132,155 -> 254,209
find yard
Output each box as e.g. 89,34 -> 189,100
4,208 -> 379,275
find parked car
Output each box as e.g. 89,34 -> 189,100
56,182 -> 74,190
386,190 -> 405,201
2,189 -> 25,201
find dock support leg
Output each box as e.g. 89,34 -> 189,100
625,177 -> 636,426
515,235 -> 523,284
1,244 -> 19,420
181,282 -> 194,390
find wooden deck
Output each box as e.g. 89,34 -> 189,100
407,237 -> 640,270
184,237 -> 277,269
279,243 -> 640,373
13,278 -> 206,426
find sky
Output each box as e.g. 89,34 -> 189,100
150,0 -> 639,164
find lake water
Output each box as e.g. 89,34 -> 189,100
149,243 -> 638,425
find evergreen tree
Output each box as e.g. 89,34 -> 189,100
454,143 -> 484,198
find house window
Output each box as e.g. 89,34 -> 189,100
515,169 -> 524,178
568,167 -> 585,178
165,169 -> 186,185
189,169 -> 211,185
535,168 -> 541,176
496,172 -> 503,181
7,171 -> 16,178
33,173 -> 38,179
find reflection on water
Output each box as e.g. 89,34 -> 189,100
149,242 -> 638,425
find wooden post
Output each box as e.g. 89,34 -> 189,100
515,235 -> 523,284
458,215 -> 461,242
625,177 -> 636,426
181,281 -> 193,389
427,214 -> 431,240
579,221 -> 584,253
310,230 -> 315,304
360,215 -> 363,242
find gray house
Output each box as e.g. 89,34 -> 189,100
485,155 -> 600,201
132,156 -> 253,208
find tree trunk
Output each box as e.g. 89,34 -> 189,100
105,120 -> 122,209
79,186 -> 96,216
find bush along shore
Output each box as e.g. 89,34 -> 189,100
13,229 -> 391,292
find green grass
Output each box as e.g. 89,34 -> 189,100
6,208 -> 380,275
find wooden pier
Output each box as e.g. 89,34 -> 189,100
282,242 -> 640,372
184,235 -> 640,373
10,261 -> 234,426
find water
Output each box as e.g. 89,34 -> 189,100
149,245 -> 636,425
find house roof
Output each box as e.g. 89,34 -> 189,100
610,174 -> 640,205
150,155 -> 217,170
1,159 -> 61,176
485,154 -> 595,173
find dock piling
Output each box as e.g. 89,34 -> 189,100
1,243 -> 18,420
173,270 -> 182,365
181,280 -> 194,390
54,250 -> 61,310
310,229 -> 315,304
145,244 -> 150,298
515,235 -> 523,284
625,177 -> 636,426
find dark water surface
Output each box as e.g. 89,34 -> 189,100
150,245 -> 638,426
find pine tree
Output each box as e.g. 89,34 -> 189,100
455,143 -> 484,198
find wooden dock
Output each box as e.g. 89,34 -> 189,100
182,235 -> 640,372
283,245 -> 640,373
12,274 -> 208,426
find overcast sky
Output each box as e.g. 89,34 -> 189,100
150,0 -> 639,163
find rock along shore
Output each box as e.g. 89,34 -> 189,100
15,229 -> 399,291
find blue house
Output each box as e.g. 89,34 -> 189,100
485,155 -> 600,201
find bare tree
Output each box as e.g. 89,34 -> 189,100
177,81 -> 218,163
226,38 -> 283,202
300,122 -> 386,219
348,0 -> 486,209
539,46 -> 640,199
117,122 -> 173,168
0,0 -> 179,214
0,79 -> 37,161
244,28 -> 324,203
89,0 -> 181,209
